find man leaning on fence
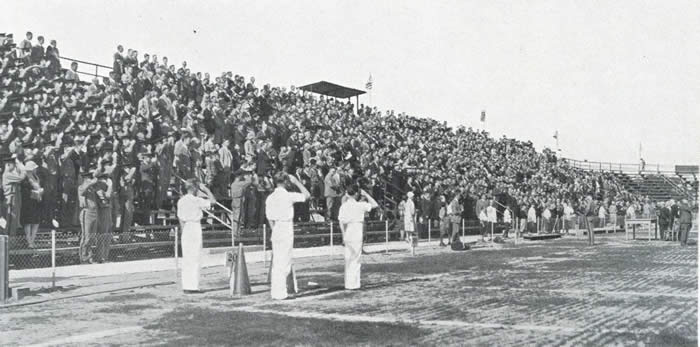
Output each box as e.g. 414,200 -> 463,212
266,172 -> 309,300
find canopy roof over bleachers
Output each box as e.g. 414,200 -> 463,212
298,81 -> 366,99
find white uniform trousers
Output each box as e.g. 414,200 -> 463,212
344,222 -> 364,290
270,221 -> 294,300
181,222 -> 203,291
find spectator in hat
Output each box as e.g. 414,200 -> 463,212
218,138 -> 233,195
324,167 -> 341,221
20,160 -> 42,248
155,134 -> 174,209
94,169 -> 113,263
404,191 -> 416,240
230,166 -> 254,237
58,138 -> 80,227
45,39 -> 61,74
2,155 -> 26,237
119,162 -> 137,234
678,199 -> 693,246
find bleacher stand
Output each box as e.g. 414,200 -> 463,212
0,31 -> 695,265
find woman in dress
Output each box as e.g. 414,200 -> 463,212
20,160 -> 43,248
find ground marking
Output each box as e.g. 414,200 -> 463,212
26,326 -> 143,347
229,306 -> 676,336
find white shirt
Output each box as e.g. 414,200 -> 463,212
338,199 -> 373,224
177,194 -> 211,223
543,208 -> 551,220
626,206 -> 636,219
479,210 -> 488,222
527,207 -> 537,222
564,205 -> 574,220
265,187 -> 306,222
598,206 -> 606,218
486,206 -> 497,223
504,209 -> 512,223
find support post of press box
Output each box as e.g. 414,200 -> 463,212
0,235 -> 8,304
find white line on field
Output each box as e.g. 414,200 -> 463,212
229,306 -> 665,336
25,326 -> 143,347
455,285 -> 698,299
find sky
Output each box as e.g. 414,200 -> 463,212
3,0 -> 699,166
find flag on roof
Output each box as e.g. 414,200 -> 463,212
365,74 -> 373,90
480,111 -> 486,122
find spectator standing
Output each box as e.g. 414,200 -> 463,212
20,160 -> 42,248
230,169 -> 254,237
527,204 -> 537,234
598,202 -> 607,228
397,194 -> 406,239
29,36 -> 44,65
18,32 -> 32,63
324,167 -> 341,221
608,202 -> 618,230
659,201 -> 671,240
404,192 -> 416,241
45,40 -> 61,74
119,163 -> 137,234
2,155 -> 26,236
626,203 -> 636,220
486,200 -> 497,239
155,135 -> 174,209
438,195 -> 449,247
542,205 -> 552,232
78,169 -> 98,264
94,170 -> 113,263
678,199 -> 693,246
475,194 -> 487,221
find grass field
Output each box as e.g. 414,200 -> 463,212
1,233 -> 697,346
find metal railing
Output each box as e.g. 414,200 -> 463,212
59,56 -> 112,79
563,158 -> 676,174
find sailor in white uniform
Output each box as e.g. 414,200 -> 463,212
176,178 -> 216,293
265,173 -> 310,300
338,184 -> 378,290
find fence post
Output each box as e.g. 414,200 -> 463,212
461,218 -> 465,241
174,226 -> 179,286
0,235 -> 7,304
329,221 -> 333,257
51,230 -> 56,289
428,220 -> 431,243
385,220 -> 389,254
263,224 -> 267,268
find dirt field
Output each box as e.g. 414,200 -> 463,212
1,234 -> 697,346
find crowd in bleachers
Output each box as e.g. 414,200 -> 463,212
0,30 -> 693,251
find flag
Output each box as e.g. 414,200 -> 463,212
553,131 -> 558,139
365,74 -> 373,90
480,110 -> 486,122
